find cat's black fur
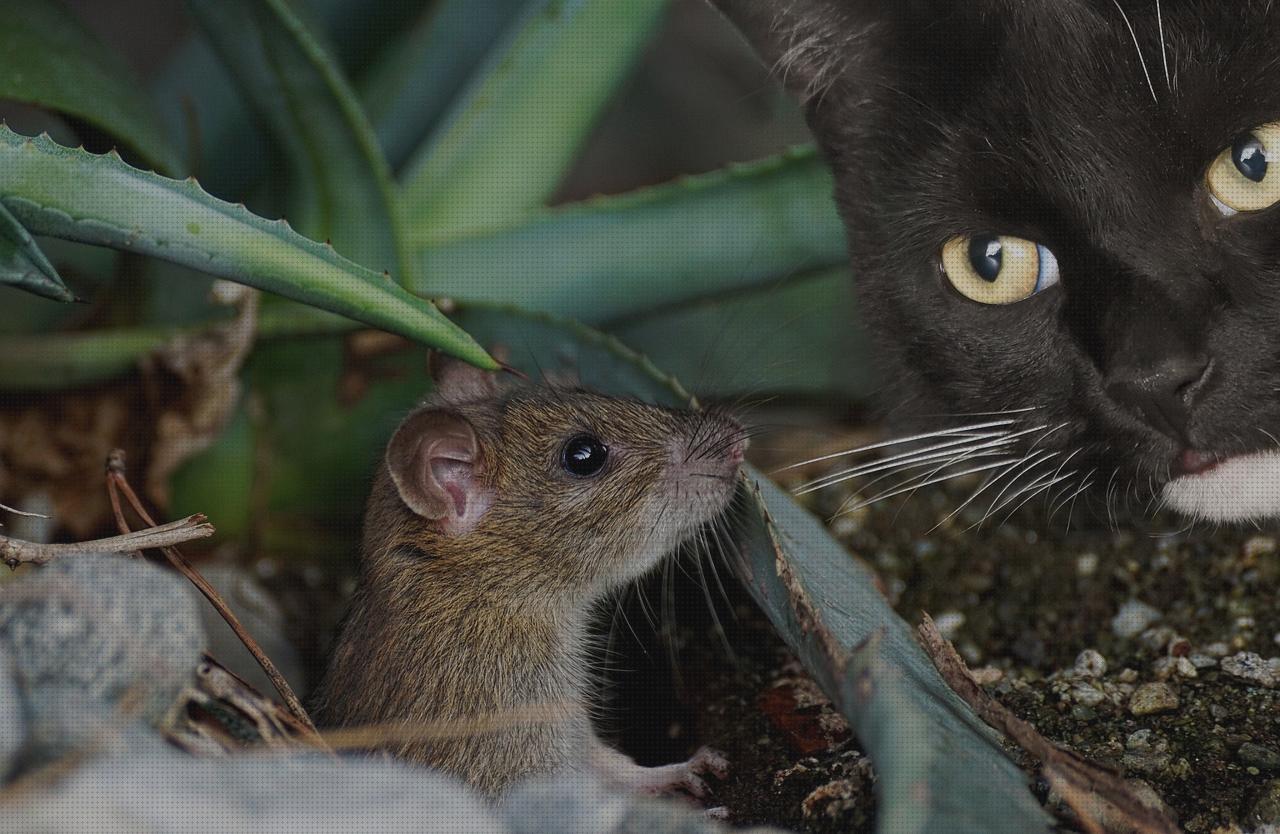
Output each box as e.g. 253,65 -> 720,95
716,0 -> 1280,506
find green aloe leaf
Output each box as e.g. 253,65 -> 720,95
736,474 -> 1052,833
0,201 -> 73,301
413,148 -> 846,323
0,127 -> 493,368
400,0 -> 671,242
152,0 -> 426,201
187,0 -> 408,279
609,268 -> 873,400
358,0 -> 529,171
0,0 -> 184,175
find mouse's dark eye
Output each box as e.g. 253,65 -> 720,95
560,434 -> 609,478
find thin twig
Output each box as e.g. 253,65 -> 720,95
0,515 -> 214,569
917,614 -> 1179,834
103,450 -> 327,749
0,502 -> 50,519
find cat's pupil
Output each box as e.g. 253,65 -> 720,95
1232,133 -> 1268,183
967,235 -> 1003,282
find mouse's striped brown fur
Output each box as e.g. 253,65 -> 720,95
313,354 -> 743,797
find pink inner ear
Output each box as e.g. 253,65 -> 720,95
432,459 -> 471,518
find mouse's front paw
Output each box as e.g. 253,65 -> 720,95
668,747 -> 729,797
591,738 -> 729,799
688,746 -> 729,780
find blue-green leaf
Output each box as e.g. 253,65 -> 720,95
0,127 -> 493,369
358,0 -> 530,171
0,0 -> 184,175
413,148 -> 846,323
400,0 -> 671,241
187,0 -> 408,279
0,201 -> 72,301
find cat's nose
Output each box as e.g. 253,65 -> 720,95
1104,355 -> 1210,442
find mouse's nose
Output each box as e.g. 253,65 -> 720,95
1104,355 -> 1210,442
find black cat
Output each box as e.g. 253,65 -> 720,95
716,0 -> 1280,522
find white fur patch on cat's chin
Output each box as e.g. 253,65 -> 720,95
1162,451 -> 1280,522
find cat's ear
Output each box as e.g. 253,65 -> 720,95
386,407 -> 493,536
710,0 -> 872,103
711,0 -> 1004,104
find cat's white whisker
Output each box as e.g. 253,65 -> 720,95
1104,467 -> 1122,530
1112,0 -> 1159,103
999,469 -> 1078,525
1155,0 -> 1171,91
1050,468 -> 1095,525
836,457 -> 1023,516
777,418 -> 1020,472
915,405 -> 1044,419
928,454 -> 1032,532
888,442 -> 1017,510
791,431 -> 1012,494
973,450 -> 1058,528
827,441 -> 1012,518
975,452 -> 1064,527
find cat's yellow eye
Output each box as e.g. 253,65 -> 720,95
939,234 -> 1060,305
1206,122 -> 1280,215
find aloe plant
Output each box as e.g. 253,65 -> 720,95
0,1 -> 1052,830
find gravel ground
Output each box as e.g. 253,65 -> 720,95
773,450 -> 1280,833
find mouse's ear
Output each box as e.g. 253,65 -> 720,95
386,408 -> 492,536
429,351 -> 498,401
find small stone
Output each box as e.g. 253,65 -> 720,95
912,539 -> 939,559
1247,778 -> 1280,826
1129,682 -> 1180,716
971,666 -> 1004,686
1244,536 -> 1278,559
1113,600 -> 1162,639
1070,681 -> 1107,707
0,555 -> 205,725
1139,626 -> 1177,652
1117,668 -> 1140,684
1073,649 -> 1108,678
1221,652 -> 1277,688
1237,616 -> 1258,631
0,650 -> 25,779
831,516 -> 860,538
1124,729 -> 1172,774
933,611 -> 965,641
1076,552 -> 1099,577
801,776 -> 868,820
1204,642 -> 1231,658
1239,743 -> 1280,773
1188,653 -> 1217,669
0,751 -> 511,832
1153,657 -> 1197,680
196,564 -> 304,697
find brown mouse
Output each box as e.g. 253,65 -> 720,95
313,354 -> 746,797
